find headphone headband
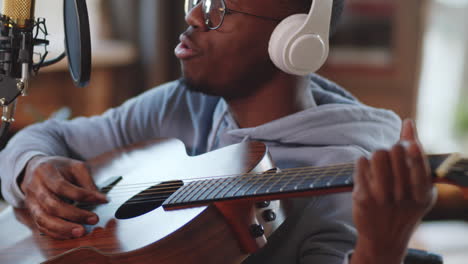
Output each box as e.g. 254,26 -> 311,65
268,0 -> 334,76
301,0 -> 333,42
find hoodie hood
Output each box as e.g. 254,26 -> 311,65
210,74 -> 401,154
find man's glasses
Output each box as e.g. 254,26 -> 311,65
184,0 -> 282,30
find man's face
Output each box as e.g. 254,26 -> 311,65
176,0 -> 285,99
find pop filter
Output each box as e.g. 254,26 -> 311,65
63,0 -> 91,87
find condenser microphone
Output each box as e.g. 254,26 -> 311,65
0,0 -> 38,149
1,0 -> 36,100
3,0 -> 36,27
0,0 -> 93,149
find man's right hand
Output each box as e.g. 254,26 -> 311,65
350,120 -> 435,264
20,156 -> 108,240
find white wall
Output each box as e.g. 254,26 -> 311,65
417,0 -> 468,154
0,0 -> 102,56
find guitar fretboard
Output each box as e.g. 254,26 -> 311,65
162,154 -> 468,209
163,164 -> 355,209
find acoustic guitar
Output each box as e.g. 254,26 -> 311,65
0,138 -> 466,264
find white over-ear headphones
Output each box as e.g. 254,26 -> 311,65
268,0 -> 333,76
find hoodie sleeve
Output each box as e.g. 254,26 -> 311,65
0,81 -> 219,207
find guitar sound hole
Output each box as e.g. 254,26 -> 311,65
115,180 -> 183,219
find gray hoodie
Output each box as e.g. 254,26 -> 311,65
0,74 -> 401,263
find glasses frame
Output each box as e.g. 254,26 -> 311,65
185,0 -> 282,30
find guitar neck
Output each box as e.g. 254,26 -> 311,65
163,154 -> 467,209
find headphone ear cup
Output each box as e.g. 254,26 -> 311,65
269,14 -> 307,75
269,14 -> 329,75
290,33 -> 328,74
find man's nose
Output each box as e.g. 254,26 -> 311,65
185,3 -> 209,31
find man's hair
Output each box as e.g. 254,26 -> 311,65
280,0 -> 346,35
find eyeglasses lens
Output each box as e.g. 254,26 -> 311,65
184,0 -> 225,29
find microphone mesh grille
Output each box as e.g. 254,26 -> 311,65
3,0 -> 35,22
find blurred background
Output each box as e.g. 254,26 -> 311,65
1,0 -> 468,263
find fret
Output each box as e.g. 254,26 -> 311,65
330,170 -> 354,186
163,187 -> 178,205
294,167 -> 329,190
181,179 -> 210,203
251,175 -> 275,195
314,166 -> 346,187
270,169 -> 303,193
324,166 -> 343,187
167,164 -> 356,207
291,168 -> 314,191
188,178 -> 220,203
329,174 -> 348,185
344,174 -> 353,185
168,181 -> 198,204
161,181 -> 184,203
285,169 -> 306,191
197,177 -> 227,201
234,173 -> 263,197
266,169 -> 299,194
206,176 -> 234,200
215,175 -> 244,199
223,175 -> 252,198
243,173 -> 269,196
313,175 -> 333,188
254,173 -> 282,195
295,166 -> 337,190
186,179 -> 218,203
279,169 -> 303,191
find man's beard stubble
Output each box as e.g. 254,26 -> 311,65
180,60 -> 278,101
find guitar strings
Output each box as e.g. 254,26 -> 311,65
84,172 -> 354,208
93,164 -> 355,198
94,170 -> 354,200
77,181 -> 353,210
80,181 -> 352,209
97,162 -> 354,192
75,164 -> 356,210
76,181 -> 354,211
75,187 -> 353,212
76,171 -> 356,210
96,162 -> 356,193
108,173 -> 353,203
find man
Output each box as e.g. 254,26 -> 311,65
0,0 -> 435,263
